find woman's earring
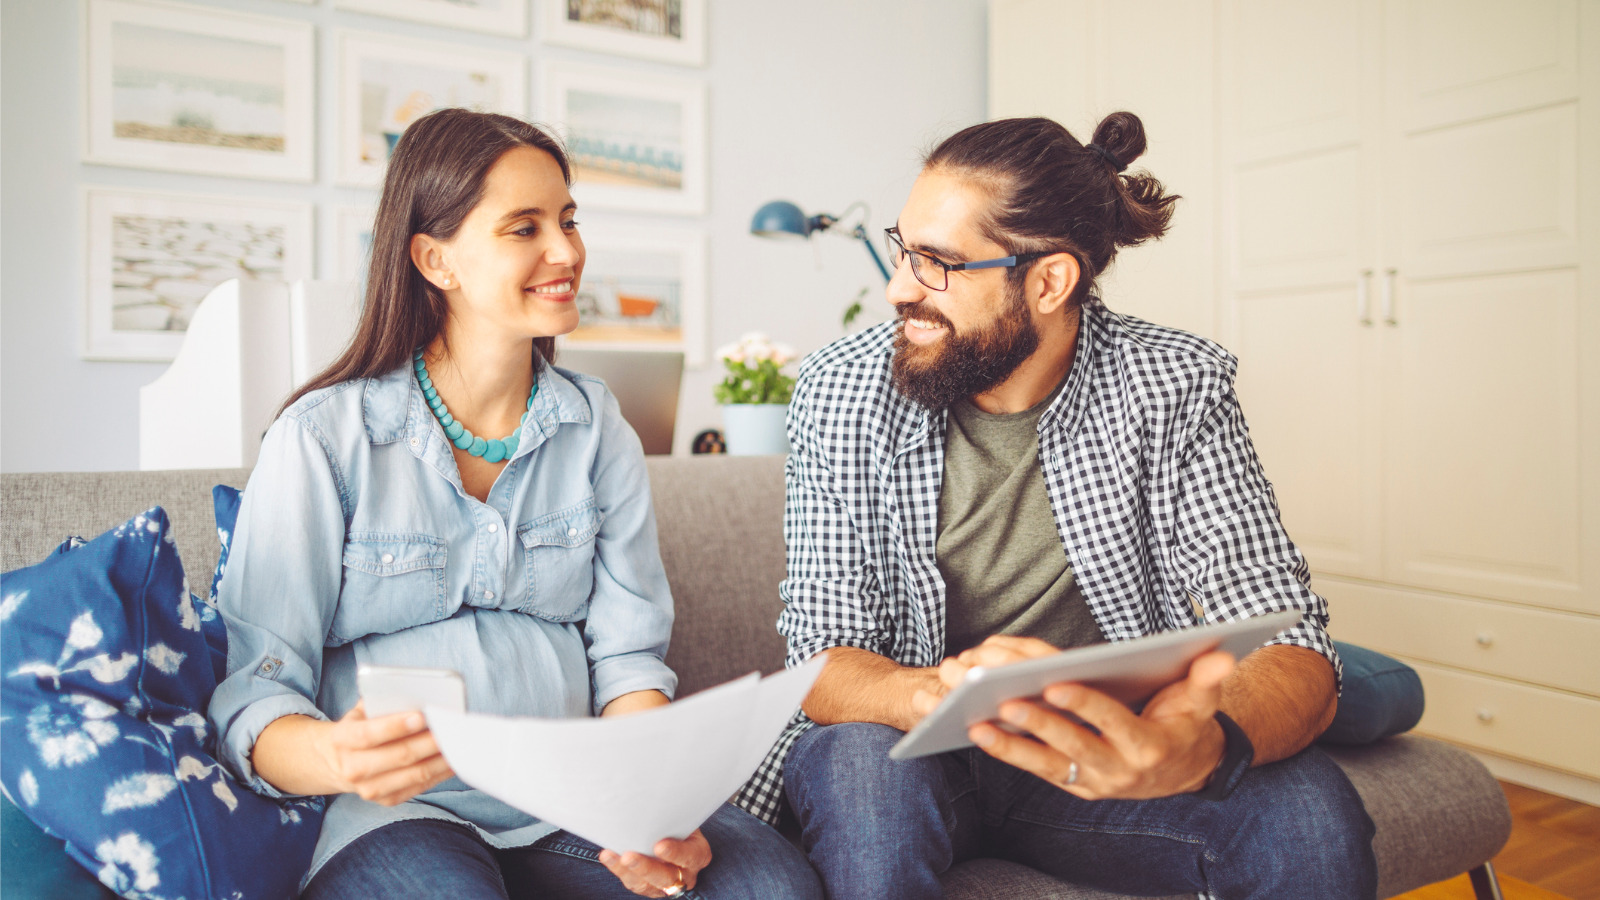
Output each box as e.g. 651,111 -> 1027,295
442,276 -> 452,286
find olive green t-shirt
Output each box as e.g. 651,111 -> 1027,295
936,384 -> 1105,656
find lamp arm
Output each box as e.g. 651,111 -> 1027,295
851,223 -> 892,282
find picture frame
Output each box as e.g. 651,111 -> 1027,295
84,187 -> 313,361
561,226 -> 707,366
83,0 -> 315,182
543,0 -> 706,67
327,203 -> 377,286
541,61 -> 708,216
333,0 -> 529,39
337,30 -> 528,187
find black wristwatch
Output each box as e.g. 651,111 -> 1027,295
1193,710 -> 1254,801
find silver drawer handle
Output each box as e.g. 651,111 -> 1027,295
1382,268 -> 1398,326
1476,633 -> 1494,647
1476,709 -> 1495,724
1357,269 -> 1374,326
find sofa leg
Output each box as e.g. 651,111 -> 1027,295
1467,862 -> 1505,900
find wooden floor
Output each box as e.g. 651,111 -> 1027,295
1394,782 -> 1600,900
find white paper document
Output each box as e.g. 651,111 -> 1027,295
425,655 -> 827,854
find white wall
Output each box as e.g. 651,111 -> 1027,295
0,0 -> 988,472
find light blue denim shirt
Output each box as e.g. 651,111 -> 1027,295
206,358 -> 678,886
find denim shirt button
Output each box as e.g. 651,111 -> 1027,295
381,552 -> 395,564
487,523 -> 499,533
484,589 -> 495,600
567,527 -> 578,537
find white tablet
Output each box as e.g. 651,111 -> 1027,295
888,610 -> 1304,761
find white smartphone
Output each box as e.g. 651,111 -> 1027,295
356,664 -> 467,719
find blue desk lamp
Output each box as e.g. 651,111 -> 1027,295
750,200 -> 893,283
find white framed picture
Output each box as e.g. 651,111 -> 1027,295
562,226 -> 707,366
334,0 -> 528,38
541,61 -> 707,216
327,203 -> 377,285
337,30 -> 528,187
84,187 -> 313,361
543,0 -> 706,67
83,0 -> 315,182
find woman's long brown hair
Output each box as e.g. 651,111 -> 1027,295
278,108 -> 571,416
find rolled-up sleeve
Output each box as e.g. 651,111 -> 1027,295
775,382 -> 892,669
206,415 -> 346,797
1167,377 -> 1342,691
583,391 -> 678,713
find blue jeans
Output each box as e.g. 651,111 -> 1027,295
302,802 -> 822,900
784,723 -> 1377,900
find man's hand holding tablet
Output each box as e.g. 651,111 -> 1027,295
900,611 -> 1303,800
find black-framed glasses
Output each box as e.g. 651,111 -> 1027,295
883,227 -> 1051,292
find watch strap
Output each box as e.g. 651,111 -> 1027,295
1194,710 -> 1254,801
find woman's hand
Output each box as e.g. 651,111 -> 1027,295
309,701 -> 455,805
597,830 -> 713,898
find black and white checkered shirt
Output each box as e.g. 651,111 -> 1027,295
731,298 -> 1340,825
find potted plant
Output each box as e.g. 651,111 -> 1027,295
713,333 -> 796,455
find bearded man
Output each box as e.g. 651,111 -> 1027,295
731,114 -> 1380,900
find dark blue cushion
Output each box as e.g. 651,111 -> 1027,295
207,484 -> 242,608
0,507 -> 322,900
1320,641 -> 1426,745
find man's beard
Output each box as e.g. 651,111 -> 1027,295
890,278 -> 1040,410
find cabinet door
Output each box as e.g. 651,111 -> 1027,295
1380,0 -> 1591,612
1222,0 -> 1384,578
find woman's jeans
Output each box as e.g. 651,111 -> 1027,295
302,802 -> 822,900
784,723 -> 1378,900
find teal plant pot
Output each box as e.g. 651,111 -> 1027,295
721,403 -> 790,455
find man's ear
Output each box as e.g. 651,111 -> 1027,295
410,234 -> 454,290
1031,252 -> 1081,316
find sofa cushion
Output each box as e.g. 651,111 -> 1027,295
1321,642 -> 1426,745
208,483 -> 243,605
0,507 -> 321,899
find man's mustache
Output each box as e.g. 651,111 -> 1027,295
896,303 -> 955,331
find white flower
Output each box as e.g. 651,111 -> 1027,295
18,770 -> 38,806
176,756 -> 214,781
96,832 -> 161,892
177,595 -> 200,632
715,342 -> 746,363
0,590 -> 25,622
144,643 -> 185,676
173,712 -> 208,740
27,700 -> 119,768
83,652 -> 138,684
12,661 -> 62,688
212,778 -> 238,812
66,612 -> 103,651
772,343 -> 798,366
104,773 -> 177,813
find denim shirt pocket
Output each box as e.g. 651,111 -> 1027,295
517,499 -> 603,623
335,533 -> 449,644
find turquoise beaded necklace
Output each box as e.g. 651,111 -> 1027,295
414,349 -> 537,464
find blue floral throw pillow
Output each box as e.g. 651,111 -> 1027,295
1,506 -> 321,900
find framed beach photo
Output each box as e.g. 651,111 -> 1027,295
333,0 -> 529,38
84,187 -> 313,361
543,0 -> 706,67
562,227 -> 707,366
83,0 -> 314,182
541,62 -> 707,215
337,30 -> 528,187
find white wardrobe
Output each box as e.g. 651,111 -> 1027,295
991,0 -> 1600,801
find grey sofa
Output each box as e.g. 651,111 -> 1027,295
2,457 -> 1512,899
